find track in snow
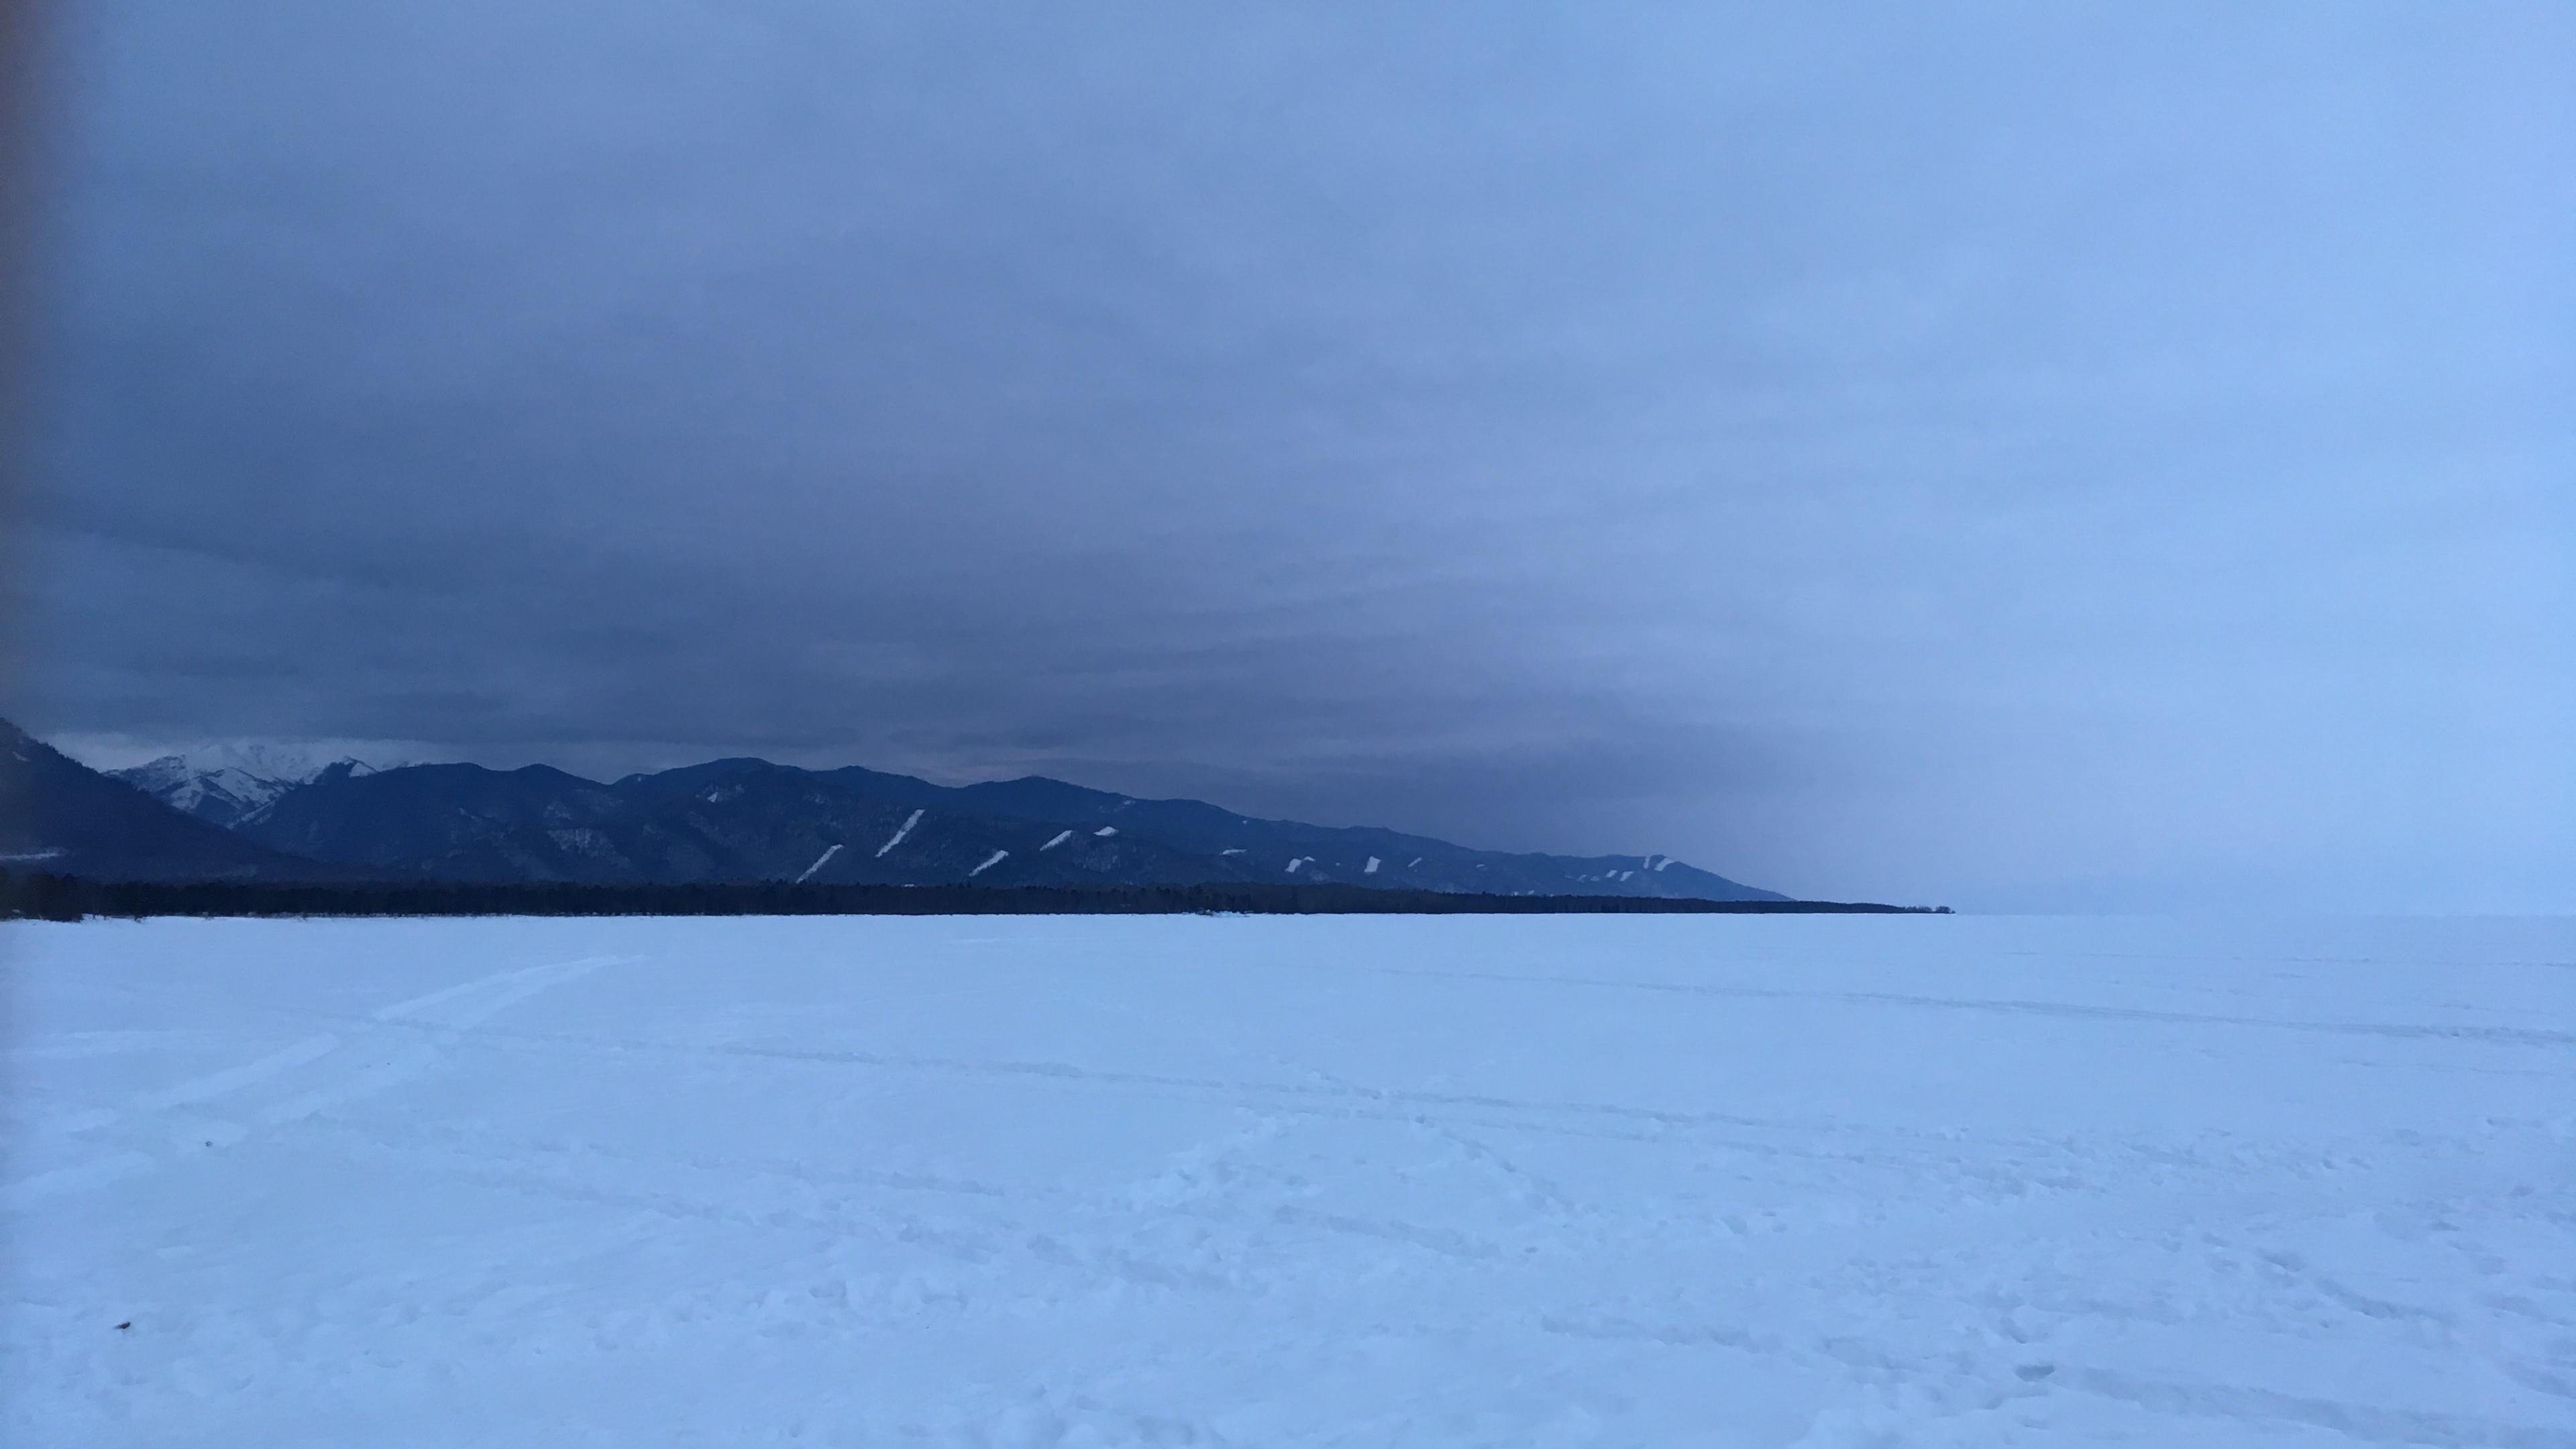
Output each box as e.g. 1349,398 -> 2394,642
4,914 -> 2571,1447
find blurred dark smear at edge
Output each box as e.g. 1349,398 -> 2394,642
0,0 -> 38,1295
0,0 -> 36,798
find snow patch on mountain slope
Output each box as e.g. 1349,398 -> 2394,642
875,810 -> 924,858
793,845 -> 841,883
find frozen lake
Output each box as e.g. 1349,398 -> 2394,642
6,914 -> 2572,1446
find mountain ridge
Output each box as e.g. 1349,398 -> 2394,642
109,747 -> 381,828
1,722 -> 358,881
50,724 -> 1785,901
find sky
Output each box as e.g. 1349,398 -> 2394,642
9,2 -> 2572,911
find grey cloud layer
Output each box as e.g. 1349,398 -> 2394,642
22,1 -> 2575,908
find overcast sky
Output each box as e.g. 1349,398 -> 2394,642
12,2 -> 2571,910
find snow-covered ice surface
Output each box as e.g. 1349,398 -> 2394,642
5,914 -> 2573,1447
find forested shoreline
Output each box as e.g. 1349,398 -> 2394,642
0,870 -> 1937,921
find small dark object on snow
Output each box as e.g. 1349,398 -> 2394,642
114,1322 -> 131,1331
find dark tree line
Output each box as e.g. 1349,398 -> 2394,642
0,870 -> 1938,921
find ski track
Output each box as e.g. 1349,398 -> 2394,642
875,808 -> 923,857
792,843 -> 841,883
5,914 -> 2571,1447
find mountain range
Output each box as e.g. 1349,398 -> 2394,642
1,722 -> 351,882
3,720 -> 1784,901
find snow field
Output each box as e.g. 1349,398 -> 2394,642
5,913 -> 2572,1446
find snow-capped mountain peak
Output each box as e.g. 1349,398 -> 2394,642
110,745 -> 391,828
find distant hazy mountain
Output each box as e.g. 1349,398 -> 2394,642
223,751 -> 1784,900
112,747 -> 378,828
0,721 -> 343,881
